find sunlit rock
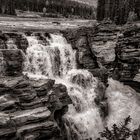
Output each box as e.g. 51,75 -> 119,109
91,41 -> 116,66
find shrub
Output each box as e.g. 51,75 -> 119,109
97,116 -> 133,140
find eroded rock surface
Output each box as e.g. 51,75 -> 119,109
0,76 -> 71,140
0,22 -> 140,139
63,23 -> 140,93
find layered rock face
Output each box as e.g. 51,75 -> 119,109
0,32 -> 72,140
0,76 -> 71,140
0,23 -> 140,139
63,23 -> 140,92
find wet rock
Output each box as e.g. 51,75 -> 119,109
64,24 -> 140,93
99,100 -> 108,118
95,81 -> 108,118
48,84 -> 72,112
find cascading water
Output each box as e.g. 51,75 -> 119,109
24,33 -> 104,139
24,33 -> 76,79
63,69 -> 104,140
106,79 -> 140,131
23,32 -> 140,140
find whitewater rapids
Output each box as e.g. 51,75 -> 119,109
22,32 -> 140,140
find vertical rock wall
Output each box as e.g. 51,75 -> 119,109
62,23 -> 140,93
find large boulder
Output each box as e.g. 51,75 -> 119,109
91,41 -> 116,67
63,24 -> 140,93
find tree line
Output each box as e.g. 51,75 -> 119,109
0,0 -> 96,19
97,0 -> 140,24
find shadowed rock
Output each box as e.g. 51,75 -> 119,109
0,49 -> 25,76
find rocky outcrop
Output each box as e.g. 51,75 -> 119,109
0,32 -> 28,52
62,27 -> 98,71
63,23 -> 140,93
0,23 -> 140,140
0,76 -> 72,140
113,24 -> 140,92
0,49 -> 25,76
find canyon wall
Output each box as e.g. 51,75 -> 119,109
0,76 -> 71,140
62,23 -> 140,92
0,22 -> 140,139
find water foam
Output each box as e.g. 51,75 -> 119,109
23,33 -> 140,140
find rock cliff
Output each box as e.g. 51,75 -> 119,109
0,76 -> 71,140
63,23 -> 140,92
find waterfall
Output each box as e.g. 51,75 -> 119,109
24,33 -> 76,79
24,33 -> 104,139
106,79 -> 140,131
24,32 -> 140,140
63,69 -> 104,140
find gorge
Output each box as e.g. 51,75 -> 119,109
0,19 -> 140,140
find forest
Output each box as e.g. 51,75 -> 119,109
0,0 -> 140,23
97,0 -> 140,24
0,0 -> 96,19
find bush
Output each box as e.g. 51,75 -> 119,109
97,116 -> 133,140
